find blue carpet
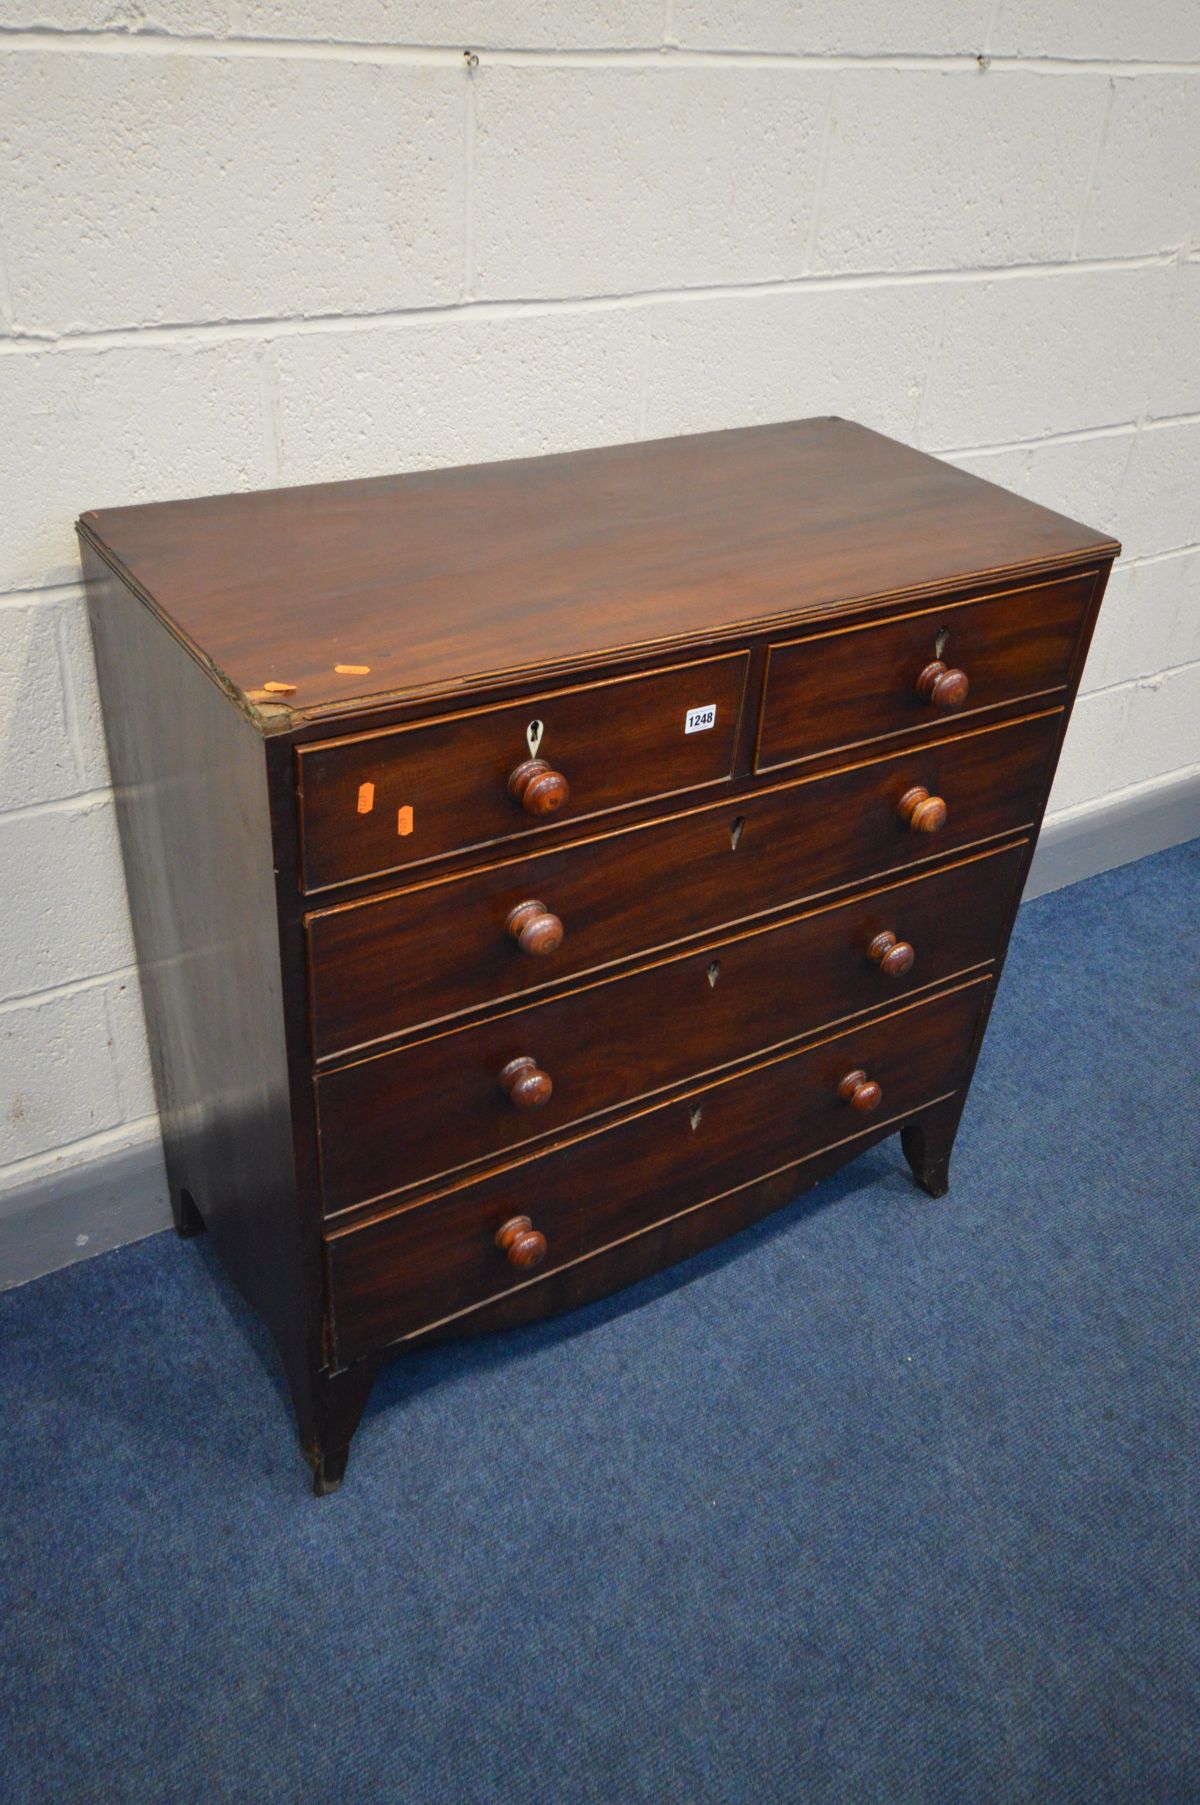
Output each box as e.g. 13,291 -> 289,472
1,840 -> 1197,1805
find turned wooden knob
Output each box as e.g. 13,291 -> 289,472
506,899 -> 564,957
916,660 -> 969,708
898,784 -> 947,834
867,929 -> 915,978
508,757 -> 570,818
838,1069 -> 882,1113
495,1215 -> 548,1270
498,1054 -> 553,1111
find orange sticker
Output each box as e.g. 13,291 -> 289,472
357,783 -> 375,815
335,664 -> 371,676
262,680 -> 296,695
397,805 -> 414,837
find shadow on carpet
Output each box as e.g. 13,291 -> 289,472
1,839 -> 1197,1804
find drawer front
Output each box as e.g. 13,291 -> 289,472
316,845 -> 1023,1212
325,978 -> 988,1358
308,709 -> 1059,1058
297,653 -> 748,891
757,570 -> 1095,773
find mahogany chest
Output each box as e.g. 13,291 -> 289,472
78,419 -> 1118,1493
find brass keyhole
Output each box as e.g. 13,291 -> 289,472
525,718 -> 545,759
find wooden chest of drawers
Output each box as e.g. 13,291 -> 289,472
78,418 -> 1118,1493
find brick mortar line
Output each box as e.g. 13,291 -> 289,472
982,0 -> 1004,60
1081,652 -> 1200,703
52,603 -> 95,793
1072,78 -> 1116,258
0,32 -> 1198,73
0,1114 -> 161,1197
635,314 -> 653,441
912,287 -> 950,445
99,982 -> 127,1121
0,581 -> 85,610
801,82 -> 836,272
0,786 -> 111,823
1123,543 -> 1200,568
0,223 -> 14,333
0,964 -> 140,1019
1044,759 -> 1200,826
0,248 -> 1182,356
462,55 -> 478,300
935,412 -> 1200,456
255,342 -> 281,483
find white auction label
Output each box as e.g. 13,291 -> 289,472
684,704 -> 717,735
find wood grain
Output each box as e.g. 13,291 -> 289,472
307,712 -> 1057,1060
324,978 -> 989,1359
77,418 -> 1118,1491
297,653 -> 747,889
757,567 -> 1096,770
78,420 -> 1117,721
315,843 -> 1023,1212
80,545 -> 323,1439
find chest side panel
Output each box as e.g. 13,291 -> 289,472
80,542 -> 319,1394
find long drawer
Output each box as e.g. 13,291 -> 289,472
325,977 -> 989,1359
316,845 -> 1021,1213
297,652 -> 748,891
308,708 -> 1060,1059
756,568 -> 1095,772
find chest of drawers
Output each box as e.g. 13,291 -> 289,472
78,418 -> 1118,1494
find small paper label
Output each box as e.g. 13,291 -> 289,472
684,704 -> 717,735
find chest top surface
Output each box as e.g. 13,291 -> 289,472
78,417 -> 1117,725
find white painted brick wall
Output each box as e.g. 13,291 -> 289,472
990,1 -> 1200,63
0,2 -> 1197,1247
0,54 -> 465,330
1,342 -> 271,591
672,3 -> 994,57
0,799 -> 135,1001
472,67 -> 829,296
0,985 -> 130,1166
642,285 -> 943,441
1077,78 -> 1200,256
813,71 -> 1109,274
274,311 -> 649,482
920,266 -> 1175,447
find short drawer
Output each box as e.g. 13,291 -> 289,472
308,708 -> 1059,1058
297,653 -> 748,890
757,569 -> 1096,773
316,845 -> 1022,1211
324,976 -> 988,1358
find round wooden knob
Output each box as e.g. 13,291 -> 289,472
508,757 -> 569,818
867,929 -> 915,978
837,1069 -> 882,1113
495,1215 -> 548,1270
916,660 -> 969,708
898,784 -> 947,834
498,1054 -> 553,1111
506,899 -> 564,957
